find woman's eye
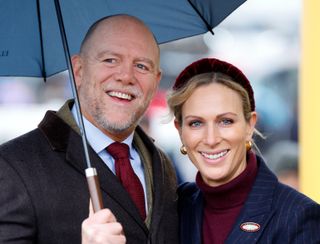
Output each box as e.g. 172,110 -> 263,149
189,121 -> 202,127
220,118 -> 233,125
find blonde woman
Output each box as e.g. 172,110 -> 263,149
167,58 -> 320,244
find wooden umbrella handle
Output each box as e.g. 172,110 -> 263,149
85,168 -> 103,212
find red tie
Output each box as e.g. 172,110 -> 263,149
107,142 -> 146,220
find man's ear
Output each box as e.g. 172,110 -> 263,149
71,55 -> 82,88
149,69 -> 162,100
156,69 -> 162,86
153,69 -> 162,94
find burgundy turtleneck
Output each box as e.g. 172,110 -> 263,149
196,152 -> 258,244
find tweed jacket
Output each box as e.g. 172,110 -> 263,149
178,155 -> 320,244
0,101 -> 179,244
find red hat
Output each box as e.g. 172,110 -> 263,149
173,58 -> 255,111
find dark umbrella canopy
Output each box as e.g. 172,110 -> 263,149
0,0 -> 246,78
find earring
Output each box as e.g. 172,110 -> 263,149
245,141 -> 252,151
180,145 -> 187,155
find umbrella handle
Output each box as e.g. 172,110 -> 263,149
85,168 -> 103,212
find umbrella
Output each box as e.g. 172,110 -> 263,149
0,0 -> 246,211
0,0 -> 246,78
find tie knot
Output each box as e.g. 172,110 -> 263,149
106,142 -> 130,160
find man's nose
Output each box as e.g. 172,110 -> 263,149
113,63 -> 135,84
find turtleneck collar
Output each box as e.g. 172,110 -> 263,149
196,151 -> 258,210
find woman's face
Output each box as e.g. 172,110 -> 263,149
175,83 -> 256,187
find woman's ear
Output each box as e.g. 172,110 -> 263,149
174,119 -> 182,136
174,119 -> 185,146
247,111 -> 257,139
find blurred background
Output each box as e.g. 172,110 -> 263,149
0,0 -> 301,190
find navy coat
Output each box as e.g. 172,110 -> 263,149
178,156 -> 320,244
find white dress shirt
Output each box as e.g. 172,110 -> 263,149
71,107 -> 147,210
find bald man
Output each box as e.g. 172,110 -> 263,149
0,15 -> 179,244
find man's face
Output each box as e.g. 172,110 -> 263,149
72,18 -> 161,141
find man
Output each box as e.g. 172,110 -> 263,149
0,15 -> 179,243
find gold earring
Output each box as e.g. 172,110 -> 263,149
180,145 -> 187,155
245,141 -> 252,151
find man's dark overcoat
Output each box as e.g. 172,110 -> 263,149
0,101 -> 179,244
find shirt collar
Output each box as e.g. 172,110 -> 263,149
71,106 -> 134,156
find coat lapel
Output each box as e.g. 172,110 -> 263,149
191,191 -> 204,244
134,126 -> 165,231
38,104 -> 147,230
226,159 -> 277,243
179,184 -> 203,244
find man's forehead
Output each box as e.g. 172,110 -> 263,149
97,16 -> 145,31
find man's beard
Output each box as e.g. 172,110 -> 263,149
93,109 -> 139,133
93,98 -> 150,134
79,81 -> 154,134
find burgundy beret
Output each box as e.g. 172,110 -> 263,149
173,58 -> 255,111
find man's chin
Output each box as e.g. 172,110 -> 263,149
100,120 -> 135,134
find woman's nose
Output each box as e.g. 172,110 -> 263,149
204,124 -> 221,146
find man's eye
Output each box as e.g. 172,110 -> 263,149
189,121 -> 202,127
103,58 -> 117,64
135,63 -> 149,71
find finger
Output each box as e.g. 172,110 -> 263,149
88,222 -> 124,235
83,232 -> 126,244
82,222 -> 126,244
94,234 -> 126,244
86,208 -> 117,224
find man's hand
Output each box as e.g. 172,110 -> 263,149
82,202 -> 126,244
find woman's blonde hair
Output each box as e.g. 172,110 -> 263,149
167,72 -> 252,126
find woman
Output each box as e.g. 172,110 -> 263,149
167,58 -> 320,243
